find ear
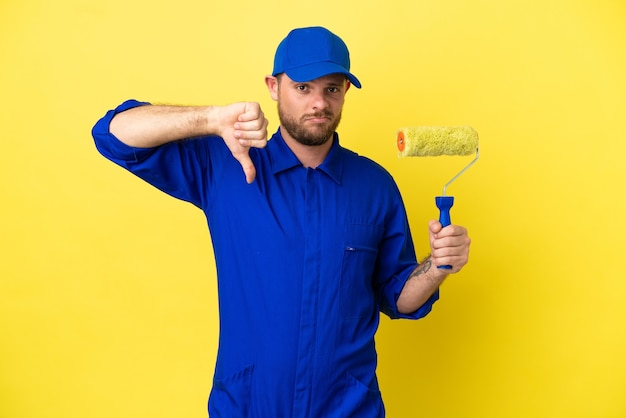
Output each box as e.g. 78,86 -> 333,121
265,75 -> 279,101
345,80 -> 352,92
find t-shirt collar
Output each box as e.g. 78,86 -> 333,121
268,129 -> 344,184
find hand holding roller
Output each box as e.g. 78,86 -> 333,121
397,126 -> 479,269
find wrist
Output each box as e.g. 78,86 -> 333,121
204,105 -> 221,136
417,255 -> 448,284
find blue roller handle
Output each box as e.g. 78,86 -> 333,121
435,196 -> 454,270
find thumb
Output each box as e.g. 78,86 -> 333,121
234,151 -> 257,184
239,101 -> 261,122
428,219 -> 443,236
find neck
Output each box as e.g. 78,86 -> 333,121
280,127 -> 333,168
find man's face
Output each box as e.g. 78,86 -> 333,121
272,73 -> 350,147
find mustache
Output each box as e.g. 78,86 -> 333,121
302,111 -> 334,120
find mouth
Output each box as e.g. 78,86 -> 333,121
304,113 -> 332,124
306,118 -> 329,124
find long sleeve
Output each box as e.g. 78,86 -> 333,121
92,99 -> 226,209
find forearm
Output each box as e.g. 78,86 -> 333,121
109,104 -> 219,148
396,257 -> 448,315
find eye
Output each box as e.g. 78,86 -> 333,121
295,84 -> 308,92
327,85 -> 344,94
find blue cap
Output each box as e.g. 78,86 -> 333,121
272,26 -> 362,89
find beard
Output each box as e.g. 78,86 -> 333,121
278,102 -> 342,147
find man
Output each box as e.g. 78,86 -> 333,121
93,26 -> 470,417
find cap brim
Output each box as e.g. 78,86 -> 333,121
285,62 -> 362,89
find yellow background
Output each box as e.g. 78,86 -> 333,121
2,0 -> 625,417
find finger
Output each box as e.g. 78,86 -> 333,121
428,219 -> 443,234
433,224 -> 467,239
237,153 -> 257,184
237,136 -> 268,150
235,117 -> 267,133
243,164 -> 257,184
431,244 -> 469,266
238,102 -> 263,122
432,234 -> 471,251
235,128 -> 268,142
234,119 -> 268,146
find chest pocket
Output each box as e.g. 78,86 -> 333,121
340,224 -> 381,318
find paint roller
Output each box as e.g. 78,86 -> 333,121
397,126 -> 479,269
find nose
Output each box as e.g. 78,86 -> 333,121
310,90 -> 329,110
